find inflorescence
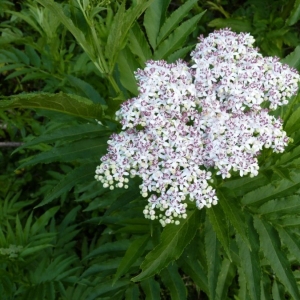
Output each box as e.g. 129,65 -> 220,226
95,29 -> 300,226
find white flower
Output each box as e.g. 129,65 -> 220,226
95,29 -> 300,226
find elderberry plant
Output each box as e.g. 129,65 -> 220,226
95,29 -> 300,226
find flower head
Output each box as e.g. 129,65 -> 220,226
95,29 -> 299,226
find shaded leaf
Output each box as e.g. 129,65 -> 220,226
160,263 -> 187,300
0,92 -> 103,120
157,0 -> 198,45
205,213 -> 221,300
254,217 -> 300,300
113,235 -> 149,285
242,172 -> 300,207
132,210 -> 200,282
140,278 -> 161,300
154,12 -> 205,60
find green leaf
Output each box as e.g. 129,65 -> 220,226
88,279 -> 130,300
277,227 -> 300,263
67,75 -> 106,105
106,0 -> 153,72
241,172 -> 300,207
25,45 -> 41,68
20,244 -> 53,258
15,123 -> 110,153
284,105 -> 300,135
117,47 -> 139,95
17,137 -> 108,169
31,206 -> 60,235
140,278 -> 161,300
237,216 -> 261,300
279,216 -> 300,227
218,188 -> 249,249
113,235 -> 149,285
167,45 -> 194,63
160,263 -> 187,300
208,18 -> 252,32
237,267 -> 251,300
157,0 -> 198,46
275,145 -> 300,166
222,174 -> 268,197
153,11 -> 205,60
125,284 -> 140,300
215,258 -> 235,300
272,280 -> 285,300
36,163 -> 97,208
205,213 -> 221,300
206,204 -> 231,260
179,254 -> 209,294
143,0 -> 171,49
36,0 -> 99,70
257,195 -> 300,219
132,210 -> 201,282
83,240 -> 131,261
0,92 -> 104,120
254,217 -> 300,300
128,22 -> 152,64
286,0 -> 300,26
281,45 -> 300,70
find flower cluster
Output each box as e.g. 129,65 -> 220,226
95,29 -> 299,226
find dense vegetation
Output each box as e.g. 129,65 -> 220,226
2,0 -> 300,299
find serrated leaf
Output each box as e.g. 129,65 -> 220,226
88,278 -> 130,300
36,0 -> 98,68
153,11 -> 205,60
20,244 -> 53,258
215,258 -> 235,300
167,45 -> 194,63
160,263 -> 187,300
35,163 -> 97,208
286,0 -> 300,26
128,22 -> 152,64
31,206 -> 60,235
237,267 -> 251,300
143,0 -> 171,50
67,75 -> 106,105
205,213 -> 221,300
275,145 -> 300,167
140,278 -> 161,300
84,240 -> 131,261
106,1 -> 153,72
206,204 -> 231,260
208,18 -> 252,32
278,216 -> 300,227
125,284 -> 140,300
117,47 -> 139,95
222,173 -> 268,197
17,137 -> 108,169
281,45 -> 300,70
157,0 -> 198,46
113,235 -> 149,285
179,254 -> 208,294
218,188 -> 249,249
15,123 -> 110,153
242,172 -> 300,207
25,45 -> 41,68
285,105 -> 300,135
254,217 -> 300,300
132,210 -> 200,282
257,195 -> 300,218
272,280 -> 285,300
0,92 -> 103,120
237,215 -> 261,300
277,227 -> 300,263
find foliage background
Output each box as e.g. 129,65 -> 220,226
1,0 -> 300,299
